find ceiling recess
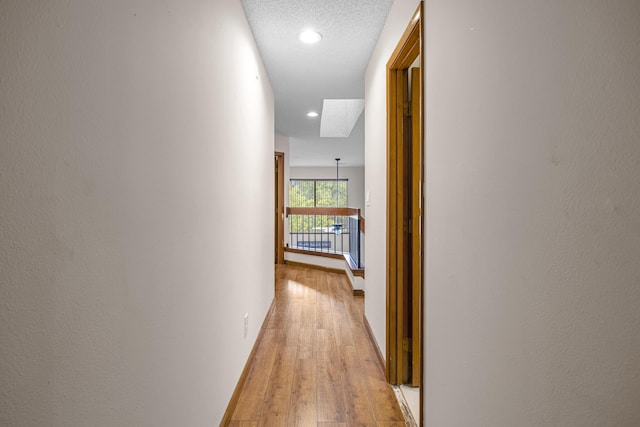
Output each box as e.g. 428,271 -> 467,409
320,99 -> 365,138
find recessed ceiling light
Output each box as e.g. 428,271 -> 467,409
306,111 -> 319,118
298,30 -> 322,44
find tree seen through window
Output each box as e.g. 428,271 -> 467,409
289,179 -> 348,234
289,179 -> 347,207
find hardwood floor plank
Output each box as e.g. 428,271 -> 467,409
317,294 -> 334,330
227,421 -> 258,427
315,271 -> 329,292
317,381 -> 346,423
297,326 -> 317,360
254,328 -> 282,360
351,324 -> 378,364
232,354 -> 276,420
316,351 -> 345,384
258,345 -> 297,427
300,301 -> 317,330
363,359 -> 404,422
346,295 -> 365,326
228,265 -> 407,427
316,273 -> 334,330
342,345 -> 377,426
289,280 -> 304,299
317,328 -> 338,361
304,270 -> 320,303
233,329 -> 282,421
327,273 -> 348,301
333,309 -> 355,347
287,358 -> 317,426
266,299 -> 290,329
282,304 -> 302,347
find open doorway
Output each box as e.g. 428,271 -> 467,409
386,3 -> 423,424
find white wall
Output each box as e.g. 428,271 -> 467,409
366,0 -> 640,424
0,1 -> 274,426
364,0 -> 420,359
423,1 -> 640,426
290,166 -> 365,212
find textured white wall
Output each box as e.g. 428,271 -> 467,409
424,0 -> 640,425
364,0 -> 420,358
0,1 -> 274,425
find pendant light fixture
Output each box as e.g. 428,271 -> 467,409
333,157 -> 343,235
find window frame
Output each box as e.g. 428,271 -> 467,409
289,178 -> 348,207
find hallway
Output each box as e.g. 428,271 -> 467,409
228,265 -> 406,426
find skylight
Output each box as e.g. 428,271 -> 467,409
320,99 -> 365,138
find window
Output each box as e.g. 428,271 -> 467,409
288,179 -> 350,251
289,179 -> 348,207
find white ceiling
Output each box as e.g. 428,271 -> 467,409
241,0 -> 394,167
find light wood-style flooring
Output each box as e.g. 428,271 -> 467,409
228,264 -> 406,426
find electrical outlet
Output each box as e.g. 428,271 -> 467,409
244,313 -> 249,338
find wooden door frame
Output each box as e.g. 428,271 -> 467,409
410,65 -> 422,388
275,151 -> 285,264
386,1 -> 424,421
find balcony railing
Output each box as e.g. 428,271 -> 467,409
286,207 -> 364,269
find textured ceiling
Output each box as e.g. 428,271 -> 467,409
241,0 -> 393,166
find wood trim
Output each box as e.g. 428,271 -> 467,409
411,66 -> 423,387
284,247 -> 345,260
397,66 -> 410,384
353,289 -> 365,297
286,206 -> 360,217
386,0 -> 423,392
386,63 -> 397,383
364,315 -> 385,375
414,9 -> 426,425
221,299 -> 276,426
387,8 -> 421,69
275,152 -> 285,264
286,207 -> 365,233
283,259 -> 345,276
